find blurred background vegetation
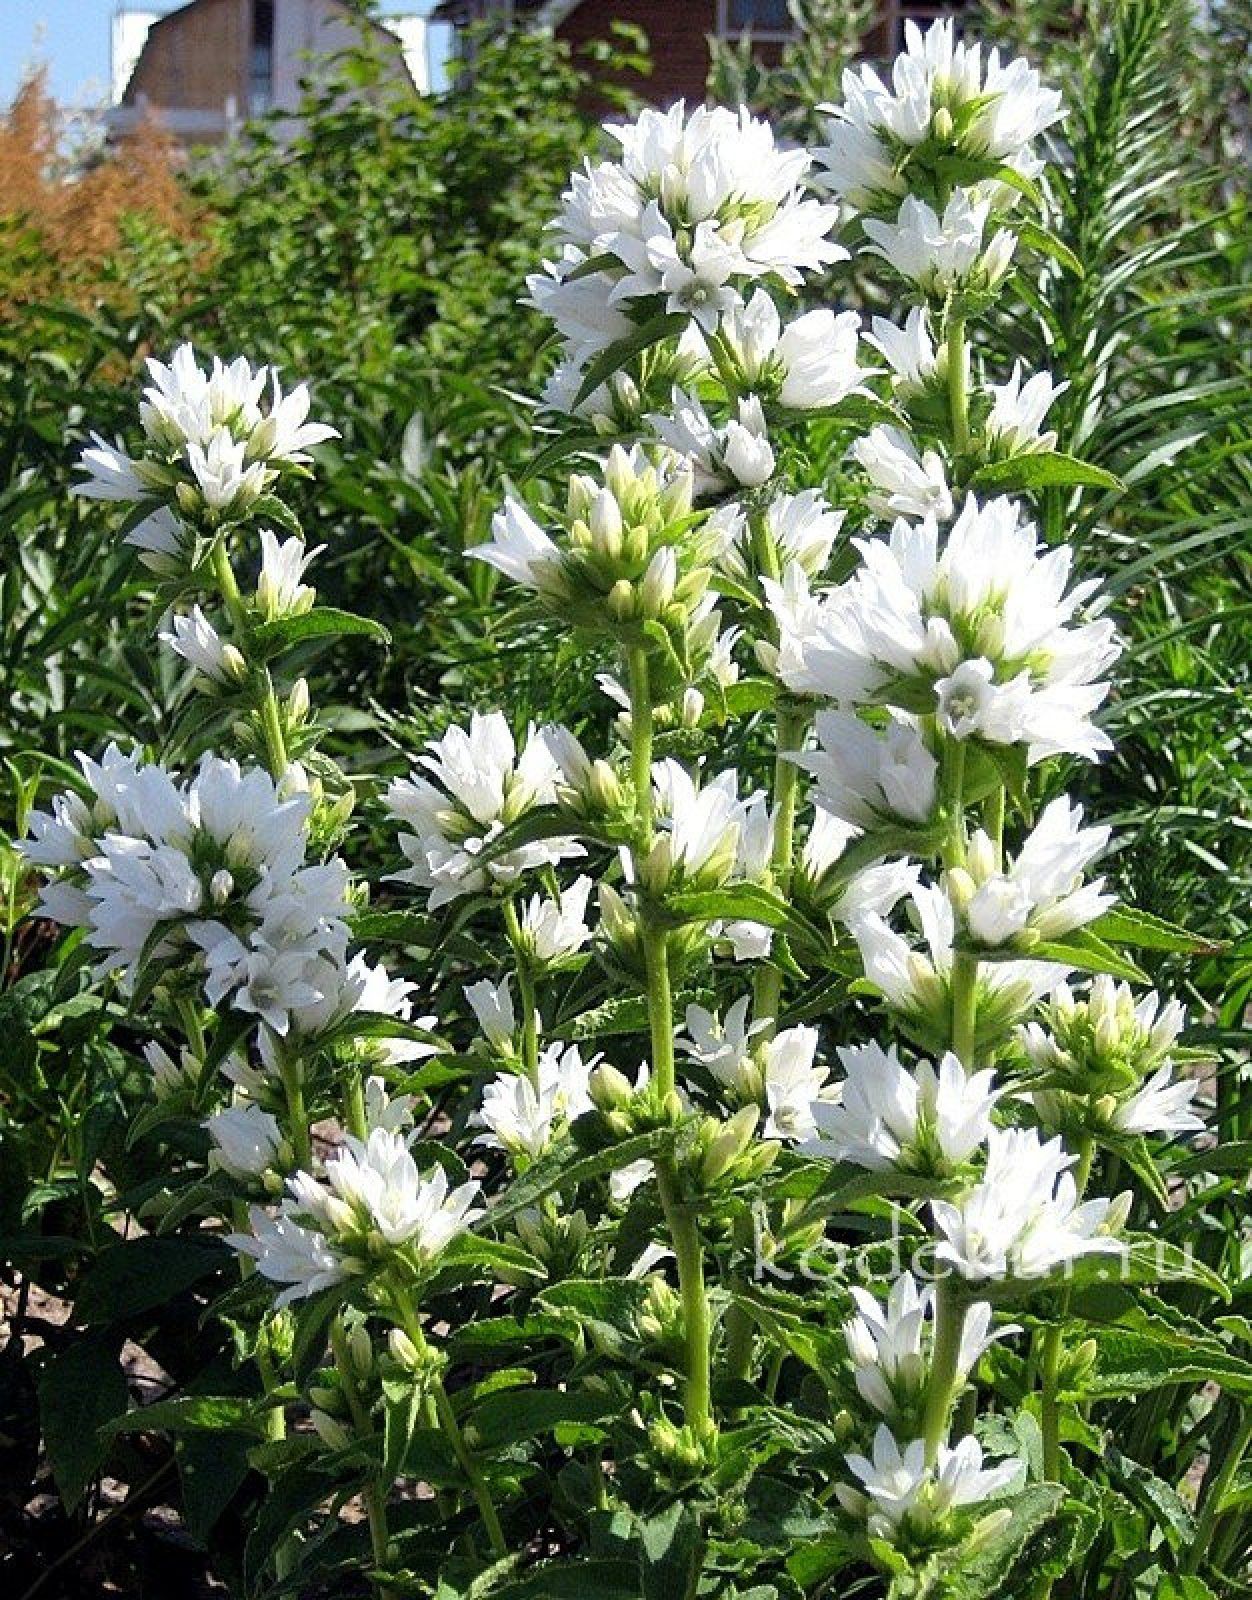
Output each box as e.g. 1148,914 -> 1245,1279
0,0 -> 1249,1590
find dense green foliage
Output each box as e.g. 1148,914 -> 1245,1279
0,3 -> 1249,1596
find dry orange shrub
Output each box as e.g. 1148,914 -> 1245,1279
0,70 -> 208,317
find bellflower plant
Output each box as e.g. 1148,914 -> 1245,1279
20,23 -> 1238,1600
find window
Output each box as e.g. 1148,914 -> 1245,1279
250,0 -> 275,113
717,0 -> 797,41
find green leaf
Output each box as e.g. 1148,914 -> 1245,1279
539,1277 -> 652,1357
573,310 -> 688,407
103,1394 -> 271,1438
252,606 -> 390,654
969,451 -> 1123,494
1027,932 -> 1148,983
1092,906 -> 1223,955
665,882 -> 828,954
75,1236 -> 228,1323
1084,1319 -> 1252,1399
468,1386 -> 619,1448
37,1333 -> 129,1512
487,1129 -> 667,1228
942,1484 -> 1068,1599
1015,219 -> 1085,276
177,1431 -> 254,1546
640,1501 -> 702,1600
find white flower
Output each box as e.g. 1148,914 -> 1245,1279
865,308 -> 948,399
837,1426 -> 1024,1539
862,192 -> 1016,296
262,952 -> 437,1068
385,712 -> 582,909
472,1042 -> 596,1161
186,427 -> 270,514
853,883 -> 1066,1049
516,875 -> 595,965
817,19 -> 1062,212
851,425 -> 953,523
715,491 -> 847,586
472,495 -> 563,594
206,1103 -> 284,1183
843,496 -> 1121,761
143,1040 -> 200,1099
806,1044 -> 998,1174
288,1128 -> 483,1259
932,1126 -> 1127,1281
649,391 -> 775,494
955,798 -> 1113,949
1111,1064 -> 1204,1137
679,999 -> 832,1140
139,344 -> 264,450
363,1075 -> 418,1134
26,753 -> 350,1029
537,103 -> 843,357
843,1273 -> 1014,1420
465,977 -> 518,1053
228,1205 -> 347,1306
718,290 -> 869,410
256,530 -> 321,620
126,506 -> 190,574
790,709 -> 938,831
247,373 -> 339,464
985,362 -> 1067,455
760,564 -> 879,703
74,434 -> 168,503
646,761 -> 758,891
159,605 -> 245,684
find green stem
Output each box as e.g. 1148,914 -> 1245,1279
1204,1410 -> 1252,1573
502,899 -> 540,1088
1039,1135 -> 1095,1482
949,952 -> 978,1069
276,1044 -> 313,1171
329,1320 -> 395,1597
209,536 -> 250,634
257,669 -> 290,778
345,1069 -> 368,1142
752,700 -> 808,1038
396,1305 -> 506,1560
946,313 -> 970,454
626,640 -> 713,1440
921,1275 -> 966,1467
627,645 -> 654,845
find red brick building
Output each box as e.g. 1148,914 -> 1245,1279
433,0 -> 950,103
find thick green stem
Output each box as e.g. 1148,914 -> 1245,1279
921,1276 -> 966,1467
752,700 -> 809,1038
276,1045 -> 313,1171
397,1305 -> 506,1560
1039,1135 -> 1095,1482
209,536 -> 250,634
626,641 -> 713,1439
1200,1408 -> 1252,1574
329,1320 -> 395,1597
256,669 -> 290,778
946,313 -> 970,454
656,1162 -> 714,1436
949,952 -> 979,1069
345,1069 -> 368,1142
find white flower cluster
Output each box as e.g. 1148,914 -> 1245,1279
75,343 -> 337,565
530,102 -> 844,389
231,1128 -> 483,1305
21,748 -> 350,1032
771,496 -> 1120,764
385,712 -> 582,909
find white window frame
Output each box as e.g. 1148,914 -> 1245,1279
714,0 -> 799,44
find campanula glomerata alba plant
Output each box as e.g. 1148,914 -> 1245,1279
19,19 -> 1247,1599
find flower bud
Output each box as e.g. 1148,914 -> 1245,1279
310,1409 -> 352,1451
288,677 -> 311,724
607,578 -> 635,621
387,1328 -> 422,1371
348,1324 -> 373,1379
209,868 -> 235,905
589,1062 -> 636,1113
933,106 -> 955,142
700,1105 -> 760,1186
221,643 -> 248,681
